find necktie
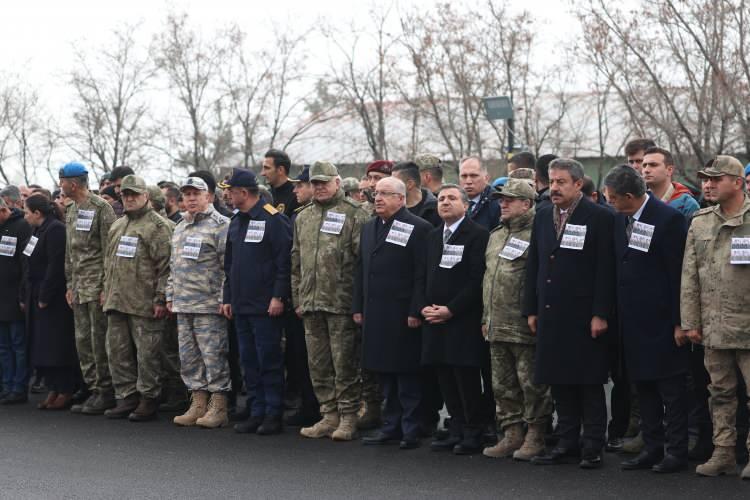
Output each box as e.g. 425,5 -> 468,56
626,216 -> 635,240
468,201 -> 476,215
443,227 -> 452,244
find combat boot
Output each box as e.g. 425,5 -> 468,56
483,423 -> 523,458
622,432 -> 644,454
741,461 -> 750,480
356,401 -> 382,431
195,392 -> 229,429
301,412 -> 340,439
82,391 -> 116,415
513,423 -> 547,461
173,390 -> 209,427
332,412 -> 359,441
129,398 -> 159,422
696,446 -> 737,477
104,395 -> 139,419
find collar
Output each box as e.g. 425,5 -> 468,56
659,182 -> 675,203
445,216 -> 465,235
314,189 -> 345,209
379,206 -> 407,225
184,205 -> 215,223
505,207 -> 536,231
124,204 -> 151,220
632,195 -> 649,221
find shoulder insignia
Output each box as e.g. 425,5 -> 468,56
294,202 -> 312,214
276,203 -> 286,213
211,210 -> 229,225
263,203 -> 279,215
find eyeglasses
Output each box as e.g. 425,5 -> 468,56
373,190 -> 402,198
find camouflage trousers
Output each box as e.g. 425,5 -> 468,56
704,348 -> 750,449
73,301 -> 112,395
490,341 -> 552,429
106,311 -> 163,400
303,312 -> 361,415
176,313 -> 231,393
161,316 -> 182,391
360,368 -> 382,406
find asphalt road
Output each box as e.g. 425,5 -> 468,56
0,395 -> 748,500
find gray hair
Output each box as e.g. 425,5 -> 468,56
0,197 -> 7,209
377,176 -> 407,197
437,183 -> 470,204
0,185 -> 21,202
604,165 -> 647,197
549,158 -> 585,182
69,175 -> 89,189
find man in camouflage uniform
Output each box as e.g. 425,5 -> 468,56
681,155 -> 750,479
481,179 -> 552,460
60,162 -> 117,414
167,176 -> 232,429
102,175 -> 172,421
416,154 -> 444,196
292,161 -> 370,440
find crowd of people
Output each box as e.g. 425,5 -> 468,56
1,142 -> 750,480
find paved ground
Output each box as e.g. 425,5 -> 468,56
0,396 -> 748,499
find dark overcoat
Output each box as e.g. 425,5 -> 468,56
0,208 -> 31,321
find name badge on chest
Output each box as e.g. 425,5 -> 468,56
320,211 -> 346,235
0,235 -> 18,257
76,209 -> 95,232
730,237 -> 750,265
385,220 -> 414,247
560,223 -> 587,250
244,220 -> 266,243
628,221 -> 655,253
499,237 -> 530,260
182,236 -> 202,260
116,235 -> 138,258
440,244 -> 464,269
22,236 -> 39,257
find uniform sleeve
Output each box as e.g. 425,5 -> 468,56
352,224 -> 365,315
680,223 -> 701,330
102,224 -> 116,303
151,222 -> 173,305
222,222 -> 233,305
446,228 -> 489,316
350,207 -> 369,263
216,220 -> 229,302
522,216 -> 540,317
271,215 -> 292,299
98,203 -> 116,289
291,216 -> 301,308
166,229 -> 177,303
64,209 -> 72,290
481,246 -> 492,326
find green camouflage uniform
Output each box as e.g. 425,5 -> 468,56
291,177 -> 369,415
65,191 -> 116,396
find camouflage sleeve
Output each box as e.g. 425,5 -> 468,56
98,203 -> 116,289
216,220 -> 229,297
481,257 -> 490,326
166,230 -> 177,303
151,223 -> 173,305
102,224 -> 116,302
64,224 -> 72,290
291,216 -> 301,308
351,207 -> 369,262
680,225 -> 701,330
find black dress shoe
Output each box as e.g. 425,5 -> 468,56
621,450 -> 664,470
453,440 -> 483,455
579,451 -> 603,469
605,437 -> 624,452
399,437 -> 420,450
652,455 -> 688,473
430,436 -> 461,451
362,431 -> 401,445
234,415 -> 264,434
531,447 -> 580,465
0,392 -> 28,405
257,415 -> 283,435
229,407 -> 251,422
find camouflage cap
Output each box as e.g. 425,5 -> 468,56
341,177 -> 360,193
120,175 -> 148,195
147,185 -> 165,205
180,176 -> 209,192
491,178 -> 536,200
309,161 -> 339,182
698,155 -> 745,178
415,154 -> 442,171
509,167 -> 535,180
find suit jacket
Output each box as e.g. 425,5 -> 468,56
522,196 -> 615,384
468,185 -> 501,231
422,217 -> 489,367
614,195 -> 688,381
353,207 -> 433,373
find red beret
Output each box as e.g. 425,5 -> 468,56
366,160 -> 394,175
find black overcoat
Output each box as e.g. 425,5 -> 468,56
0,208 -> 31,321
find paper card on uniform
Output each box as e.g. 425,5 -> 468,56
560,223 -> 587,250
385,220 -> 414,247
730,237 -> 750,264
116,235 -> 138,258
628,221 -> 655,253
499,237 -> 530,260
320,211 -> 346,235
0,235 -> 18,257
440,244 -> 464,269
22,236 -> 39,257
182,236 -> 202,260
75,209 -> 95,232
244,220 -> 266,243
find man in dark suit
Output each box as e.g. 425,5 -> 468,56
422,184 -> 490,455
353,177 -> 433,449
523,158 -> 616,469
604,165 -> 690,473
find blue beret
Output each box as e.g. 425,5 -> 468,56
745,163 -> 750,177
492,176 -> 509,188
220,168 -> 257,189
58,162 -> 89,178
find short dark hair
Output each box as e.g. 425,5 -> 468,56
187,170 -> 217,193
25,193 -> 63,221
437,183 -> 469,204
423,165 -> 443,181
604,164 -> 647,197
581,176 -> 596,197
624,138 -> 656,156
535,154 -> 558,184
110,166 -> 135,181
163,186 -> 180,202
264,149 -> 292,175
643,146 -> 674,166
391,162 -> 421,187
509,151 -> 536,170
549,158 -> 585,182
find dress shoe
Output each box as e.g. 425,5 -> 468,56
453,439 -> 483,455
621,450 -> 664,470
531,446 -> 580,465
605,437 -> 624,452
0,392 -> 28,405
430,436 -> 461,451
399,437 -> 420,450
229,406 -> 251,422
256,415 -> 283,435
362,431 -> 401,445
579,451 -> 603,469
38,391 -> 59,410
47,393 -> 73,410
129,398 -> 159,422
234,415 -> 264,434
103,395 -> 139,419
652,455 -> 687,473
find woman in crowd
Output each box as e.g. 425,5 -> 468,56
21,194 -> 78,410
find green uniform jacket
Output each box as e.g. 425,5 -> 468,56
103,205 -> 173,318
64,192 -> 116,303
291,189 -> 369,314
681,196 -> 750,349
482,207 -> 535,344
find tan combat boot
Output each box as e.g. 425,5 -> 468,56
300,412 -> 340,439
483,423 -> 524,458
513,423 -> 547,461
173,390 -> 209,427
696,446 -> 737,476
195,392 -> 229,429
332,412 -> 359,441
622,432 -> 645,454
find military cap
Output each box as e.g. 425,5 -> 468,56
180,176 -> 209,192
119,175 -> 148,194
491,178 -> 536,200
290,166 -> 310,184
147,185 -> 165,205
746,163 -> 750,177
309,161 -> 339,182
219,169 -> 258,189
414,154 -> 441,171
58,162 -> 88,178
342,177 -> 360,193
698,155 -> 745,178
509,167 -> 536,180
366,160 -> 393,175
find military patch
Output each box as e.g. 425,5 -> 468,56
210,210 -> 228,225
275,203 -> 285,213
264,203 -> 279,215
